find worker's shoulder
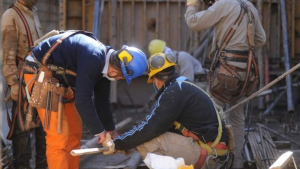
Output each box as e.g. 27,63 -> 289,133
213,0 -> 239,8
1,8 -> 18,20
177,51 -> 193,59
169,77 -> 194,89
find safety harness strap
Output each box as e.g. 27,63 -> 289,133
11,5 -> 33,47
173,81 -> 226,156
42,31 -> 82,66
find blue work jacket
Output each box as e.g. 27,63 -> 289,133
32,32 -> 114,135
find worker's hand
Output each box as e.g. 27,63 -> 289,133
108,130 -> 119,140
186,0 -> 198,6
102,132 -> 116,155
96,131 -> 107,144
10,84 -> 19,101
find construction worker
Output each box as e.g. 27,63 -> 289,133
148,39 -> 207,84
1,0 -> 48,168
101,53 -> 232,169
185,0 -> 266,168
21,31 -> 148,169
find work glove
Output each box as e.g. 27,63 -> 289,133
10,84 -> 19,101
186,0 -> 198,6
102,132 -> 116,155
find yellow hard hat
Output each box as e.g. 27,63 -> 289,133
147,52 -> 177,83
148,39 -> 166,56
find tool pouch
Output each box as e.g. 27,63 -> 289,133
209,62 -> 242,97
246,75 -> 258,96
30,70 -> 64,112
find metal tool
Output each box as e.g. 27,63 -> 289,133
57,83 -> 65,134
70,147 -> 109,156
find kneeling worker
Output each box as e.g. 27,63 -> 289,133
21,31 -> 148,169
102,53 -> 231,169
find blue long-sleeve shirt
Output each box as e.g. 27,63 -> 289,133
114,76 -> 228,150
32,32 -> 114,135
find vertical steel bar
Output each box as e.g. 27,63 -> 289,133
93,0 -> 100,38
280,0 -> 295,112
98,0 -> 105,39
257,0 -> 265,110
110,0 -> 118,104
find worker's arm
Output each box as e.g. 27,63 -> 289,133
177,53 -> 195,82
251,5 -> 266,50
74,53 -> 106,135
94,78 -> 115,132
113,79 -> 186,151
184,1 -> 229,31
1,11 -> 19,100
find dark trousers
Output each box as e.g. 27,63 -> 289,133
11,101 -> 48,169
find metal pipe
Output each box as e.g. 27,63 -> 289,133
93,0 -> 100,38
280,0 -> 295,112
98,0 -> 105,39
258,81 -> 300,97
263,75 -> 299,115
193,31 -> 213,60
263,91 -> 286,116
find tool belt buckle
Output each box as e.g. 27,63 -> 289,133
212,147 -> 218,159
219,51 -> 226,58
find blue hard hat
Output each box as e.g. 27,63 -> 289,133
117,46 -> 148,84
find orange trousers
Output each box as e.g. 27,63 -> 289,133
24,74 -> 82,169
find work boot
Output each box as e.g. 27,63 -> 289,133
35,125 -> 48,168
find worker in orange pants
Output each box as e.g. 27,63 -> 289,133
24,73 -> 82,169
19,31 -> 148,169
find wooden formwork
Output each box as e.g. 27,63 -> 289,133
60,0 -> 201,57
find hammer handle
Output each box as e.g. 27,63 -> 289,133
70,147 -> 109,156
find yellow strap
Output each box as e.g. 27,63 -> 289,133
197,140 -> 228,156
173,121 -> 181,130
175,81 -> 223,151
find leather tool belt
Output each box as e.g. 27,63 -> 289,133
220,50 -> 249,62
209,49 -> 259,104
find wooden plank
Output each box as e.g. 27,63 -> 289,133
274,141 -> 292,149
131,1 -> 135,44
143,0 -> 147,52
178,1 -> 181,50
166,0 -> 170,43
59,0 -> 67,30
82,0 -> 86,30
155,1 -> 159,38
120,0 -> 123,47
292,0 -> 295,58
269,151 -> 294,169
